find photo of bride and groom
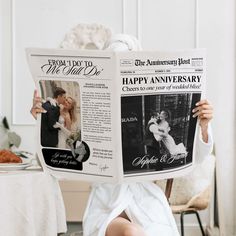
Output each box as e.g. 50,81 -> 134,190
121,93 -> 200,174
40,81 -> 89,163
144,110 -> 187,161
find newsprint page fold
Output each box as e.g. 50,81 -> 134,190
26,48 -> 206,183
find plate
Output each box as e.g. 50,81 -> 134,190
0,159 -> 33,171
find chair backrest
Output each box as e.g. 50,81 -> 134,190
163,154 -> 215,207
165,178 -> 174,203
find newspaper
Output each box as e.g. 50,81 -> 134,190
26,48 -> 206,182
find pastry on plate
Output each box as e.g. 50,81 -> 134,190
0,149 -> 22,163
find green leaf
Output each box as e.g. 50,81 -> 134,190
8,132 -> 21,148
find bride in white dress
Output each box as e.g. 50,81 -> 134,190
57,97 -> 77,149
155,110 -> 187,155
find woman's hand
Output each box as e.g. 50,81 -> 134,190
192,99 -> 213,143
30,90 -> 46,120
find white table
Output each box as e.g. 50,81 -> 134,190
0,170 -> 67,236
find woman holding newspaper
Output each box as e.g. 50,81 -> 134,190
31,34 -> 213,236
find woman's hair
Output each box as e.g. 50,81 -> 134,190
162,110 -> 169,118
67,97 -> 77,123
161,110 -> 171,122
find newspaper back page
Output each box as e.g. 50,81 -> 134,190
27,48 -> 118,182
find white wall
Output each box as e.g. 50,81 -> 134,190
198,0 -> 236,235
0,0 -> 235,235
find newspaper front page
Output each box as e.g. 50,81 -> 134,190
26,48 -> 206,182
116,50 -> 205,181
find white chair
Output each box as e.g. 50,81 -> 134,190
157,154 -> 215,236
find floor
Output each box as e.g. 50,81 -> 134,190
59,221 -> 205,236
59,222 -> 83,236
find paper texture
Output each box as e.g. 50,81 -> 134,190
26,48 -> 206,182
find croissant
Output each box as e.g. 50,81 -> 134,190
0,150 -> 22,163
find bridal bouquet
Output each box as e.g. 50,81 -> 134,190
66,130 -> 81,147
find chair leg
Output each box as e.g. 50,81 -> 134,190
193,210 -> 206,236
179,210 -> 206,236
180,212 -> 185,236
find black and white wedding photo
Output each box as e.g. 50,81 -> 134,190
121,93 -> 200,174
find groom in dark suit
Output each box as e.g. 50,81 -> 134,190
41,87 -> 66,147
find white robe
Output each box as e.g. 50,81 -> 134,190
83,126 -> 213,236
83,182 -> 179,236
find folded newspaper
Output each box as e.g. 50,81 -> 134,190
26,48 -> 206,182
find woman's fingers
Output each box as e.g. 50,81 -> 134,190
33,90 -> 43,105
32,90 -> 44,109
195,100 -> 213,112
192,108 -> 213,117
33,97 -> 42,106
31,90 -> 46,119
192,99 -> 213,120
195,99 -> 211,106
30,107 -> 46,119
33,89 -> 38,98
193,111 -> 213,118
